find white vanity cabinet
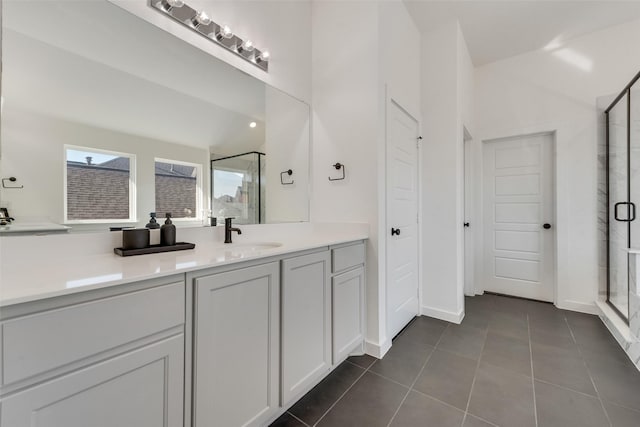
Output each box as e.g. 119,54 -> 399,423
192,262 -> 281,427
0,277 -> 186,427
281,250 -> 332,405
331,242 -> 366,364
0,237 -> 367,427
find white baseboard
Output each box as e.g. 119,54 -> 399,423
421,305 -> 464,324
365,338 -> 391,359
556,300 -> 598,315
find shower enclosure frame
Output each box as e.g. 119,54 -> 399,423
211,151 -> 266,225
605,70 -> 640,323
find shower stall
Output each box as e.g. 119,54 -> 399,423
211,152 -> 266,225
606,70 -> 640,322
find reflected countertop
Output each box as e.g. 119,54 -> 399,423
0,223 -> 368,307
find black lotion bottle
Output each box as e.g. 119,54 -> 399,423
161,213 -> 176,246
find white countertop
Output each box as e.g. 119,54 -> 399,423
0,223 -> 368,307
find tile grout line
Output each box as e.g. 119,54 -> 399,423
409,387 -> 500,427
385,322 -> 450,427
461,318 -> 490,426
533,377 -> 601,399
344,358 -> 375,371
564,316 -> 613,427
600,398 -> 640,415
286,411 -> 312,427
311,361 -> 370,427
366,368 -> 412,390
527,314 -> 539,427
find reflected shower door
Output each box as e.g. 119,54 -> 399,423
211,152 -> 265,225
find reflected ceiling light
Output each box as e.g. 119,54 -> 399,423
249,122 -> 257,128
151,0 -> 269,71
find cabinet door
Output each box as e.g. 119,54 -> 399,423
333,267 -> 365,364
1,334 -> 184,427
193,262 -> 280,427
281,251 -> 331,404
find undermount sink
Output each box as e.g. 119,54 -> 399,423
226,242 -> 283,252
211,242 -> 284,262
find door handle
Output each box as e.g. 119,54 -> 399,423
614,202 -> 636,222
464,222 -> 470,228
543,223 -> 551,229
391,228 -> 401,236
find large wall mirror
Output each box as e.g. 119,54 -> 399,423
0,0 -> 310,232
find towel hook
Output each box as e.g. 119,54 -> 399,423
328,163 -> 345,181
280,169 -> 294,185
2,177 -> 23,189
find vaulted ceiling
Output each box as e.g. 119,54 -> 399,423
404,0 -> 640,65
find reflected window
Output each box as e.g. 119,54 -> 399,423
155,159 -> 201,220
65,146 -> 136,222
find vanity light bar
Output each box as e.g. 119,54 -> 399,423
150,0 -> 269,72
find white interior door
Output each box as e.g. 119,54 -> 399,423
464,132 -> 475,296
387,100 -> 419,339
482,133 -> 555,302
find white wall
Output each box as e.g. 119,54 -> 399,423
264,86 -> 310,223
311,0 -> 421,356
420,21 -> 473,323
111,0 -> 312,103
475,19 -> 640,313
311,0 -> 382,353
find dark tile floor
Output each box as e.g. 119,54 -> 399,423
270,294 -> 640,427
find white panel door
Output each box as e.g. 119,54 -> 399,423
464,137 -> 475,295
483,133 -> 555,301
387,100 -> 419,338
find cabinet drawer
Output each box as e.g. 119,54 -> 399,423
2,282 -> 185,386
1,334 -> 184,427
332,242 -> 365,274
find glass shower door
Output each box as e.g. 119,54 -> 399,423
211,152 -> 266,225
608,94 -> 630,319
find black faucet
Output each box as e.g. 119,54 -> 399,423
224,217 -> 242,243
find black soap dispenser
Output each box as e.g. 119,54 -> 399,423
146,212 -> 161,245
146,212 -> 160,229
161,213 -> 176,246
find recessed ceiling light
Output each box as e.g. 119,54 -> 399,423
249,122 -> 257,128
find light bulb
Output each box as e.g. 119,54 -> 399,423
217,24 -> 233,39
242,40 -> 254,52
249,122 -> 257,128
194,10 -> 211,26
257,50 -> 270,62
163,0 -> 184,10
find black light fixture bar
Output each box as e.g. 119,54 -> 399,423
149,0 -> 269,72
